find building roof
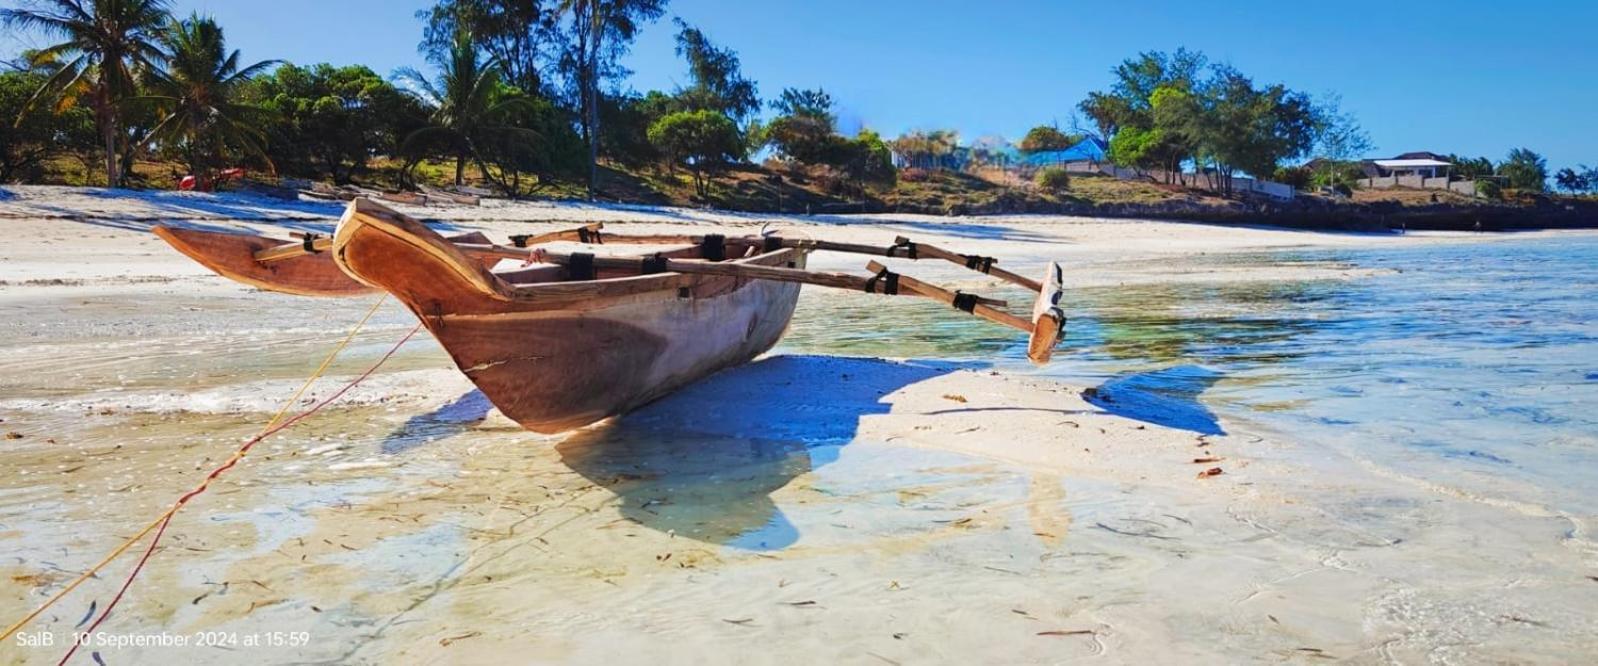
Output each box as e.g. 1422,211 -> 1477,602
1020,137 -> 1107,166
1373,159 -> 1453,168
1393,151 -> 1448,161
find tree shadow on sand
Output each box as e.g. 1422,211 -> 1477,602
1083,364 -> 1226,436
554,354 -> 984,551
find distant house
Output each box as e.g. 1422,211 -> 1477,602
1358,152 -> 1476,195
1365,156 -> 1453,179
1019,137 -> 1108,169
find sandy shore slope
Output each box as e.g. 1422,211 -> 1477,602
1,186 -> 1594,664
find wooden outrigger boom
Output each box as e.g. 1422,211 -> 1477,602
501,231 -> 1046,292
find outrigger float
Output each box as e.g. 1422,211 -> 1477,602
154,198 -> 1066,433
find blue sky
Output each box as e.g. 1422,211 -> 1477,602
5,0 -> 1595,170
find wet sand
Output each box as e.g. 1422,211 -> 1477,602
2,186 -> 1595,664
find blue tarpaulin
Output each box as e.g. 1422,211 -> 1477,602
1019,137 -> 1107,167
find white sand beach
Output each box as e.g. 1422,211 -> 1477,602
1,186 -> 1595,664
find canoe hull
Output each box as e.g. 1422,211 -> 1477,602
333,200 -> 804,433
431,280 -> 800,432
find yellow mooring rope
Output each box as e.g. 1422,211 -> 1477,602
1,294 -> 391,643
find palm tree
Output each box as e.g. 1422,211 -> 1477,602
394,27 -> 531,188
2,0 -> 171,187
139,13 -> 277,184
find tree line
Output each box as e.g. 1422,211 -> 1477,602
1,2 -> 1583,200
0,0 -> 893,198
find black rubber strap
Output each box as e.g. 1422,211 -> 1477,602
763,236 -> 784,253
577,227 -> 602,244
952,291 -> 979,313
890,238 -> 917,259
567,253 -> 596,281
639,253 -> 668,274
701,234 -> 726,261
302,233 -> 321,253
863,268 -> 899,295
509,234 -> 530,248
963,254 -> 995,273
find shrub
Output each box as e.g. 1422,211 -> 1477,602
1035,167 -> 1070,193
1273,165 -> 1311,189
1476,179 -> 1502,200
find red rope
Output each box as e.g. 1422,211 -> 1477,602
57,324 -> 421,665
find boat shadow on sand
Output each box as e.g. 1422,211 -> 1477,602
378,354 -> 982,550
555,354 -> 983,551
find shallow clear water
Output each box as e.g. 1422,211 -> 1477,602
787,234 -> 1598,517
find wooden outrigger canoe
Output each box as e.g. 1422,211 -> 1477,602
331,199 -> 1065,433
154,198 -> 1066,433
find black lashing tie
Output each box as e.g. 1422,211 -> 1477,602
302,233 -> 321,253
963,254 -> 996,273
567,252 -> 596,281
577,227 -> 602,244
639,253 -> 668,275
863,268 -> 899,295
509,234 -> 530,248
701,234 -> 726,261
889,238 -> 918,259
763,235 -> 784,253
951,291 -> 979,313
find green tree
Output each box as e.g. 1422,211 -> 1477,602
841,129 -> 894,186
763,87 -> 837,164
1082,50 -> 1327,192
1499,148 -> 1547,192
600,89 -> 675,167
395,26 -> 536,188
671,19 -> 758,123
139,14 -> 278,183
646,109 -> 739,196
1079,48 -> 1206,139
558,0 -> 667,197
0,67 -> 95,182
765,114 -> 837,164
246,63 -> 424,184
419,0 -> 558,95
1106,125 -> 1162,169
1308,95 -> 1373,188
1448,155 -> 1494,180
1080,50 -> 1207,183
474,87 -> 585,196
1554,168 -> 1587,195
771,87 -> 833,121
2,0 -> 172,187
1018,125 -> 1080,153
